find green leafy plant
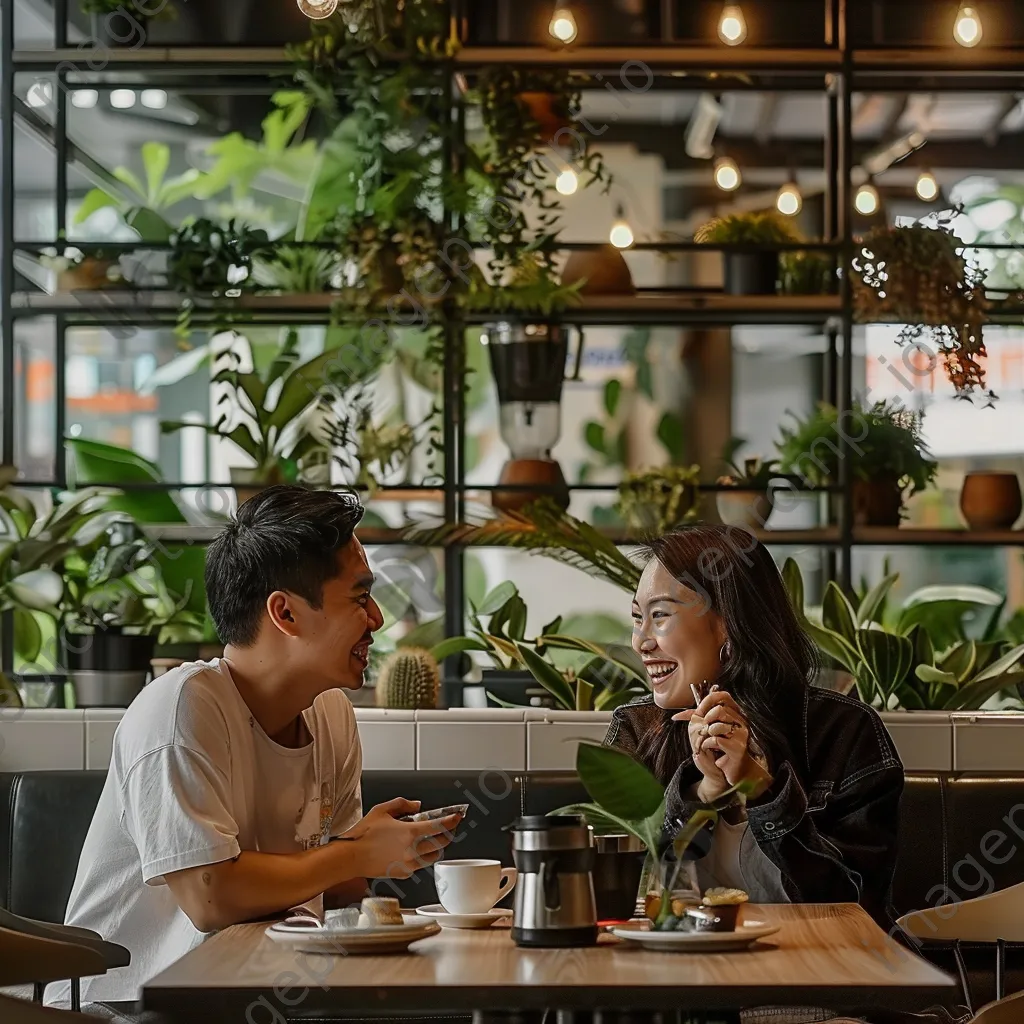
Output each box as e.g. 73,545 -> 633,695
74,142 -> 204,243
554,740 -> 754,926
404,500 -> 643,593
782,559 -> 1024,711
694,211 -> 803,245
776,399 -> 937,514
429,582 -> 647,712
717,437 -> 780,489
60,523 -> 204,644
780,251 -> 836,295
160,329 -> 357,488
616,466 -> 701,536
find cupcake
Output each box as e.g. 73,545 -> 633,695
687,887 -> 749,932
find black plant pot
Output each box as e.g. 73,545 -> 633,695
64,632 -> 157,709
592,843 -> 648,923
724,253 -> 779,296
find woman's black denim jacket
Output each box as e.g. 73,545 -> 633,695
604,686 -> 905,927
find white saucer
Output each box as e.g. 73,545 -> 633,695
266,913 -> 441,953
415,904 -> 513,929
611,920 -> 779,953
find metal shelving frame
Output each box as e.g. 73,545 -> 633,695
3,0 -> 1024,686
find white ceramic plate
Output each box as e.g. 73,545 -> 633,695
611,920 -> 779,953
415,904 -> 513,929
266,913 -> 441,954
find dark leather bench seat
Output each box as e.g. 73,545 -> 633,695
3,770 -> 1023,1011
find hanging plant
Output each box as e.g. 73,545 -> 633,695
851,210 -> 992,400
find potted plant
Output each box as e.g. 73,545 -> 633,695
39,244 -> 124,291
616,465 -> 701,536
160,330 -> 360,502
776,400 -> 937,527
780,250 -> 836,295
60,523 -> 204,708
781,559 -> 1024,712
430,582 -> 647,711
716,438 -> 779,529
555,740 -> 756,926
851,211 -> 990,397
694,211 -> 803,296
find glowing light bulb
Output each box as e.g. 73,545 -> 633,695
714,156 -> 741,192
26,81 -> 53,109
855,182 -> 880,216
610,206 -> 634,249
915,171 -> 940,202
556,168 -> 578,196
954,5 -> 982,47
141,89 -> 167,110
776,182 -> 802,216
110,89 -> 136,109
72,89 -> 98,109
718,4 -> 747,45
549,7 -> 578,44
297,0 -> 339,20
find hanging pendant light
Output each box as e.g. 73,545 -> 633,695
718,3 -> 748,45
855,181 -> 881,217
298,0 -> 339,21
776,180 -> 803,216
609,205 -> 635,249
915,171 -> 940,202
549,6 -> 578,44
714,156 -> 742,192
953,4 -> 983,47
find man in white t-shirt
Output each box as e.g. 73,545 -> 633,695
51,486 -> 462,1011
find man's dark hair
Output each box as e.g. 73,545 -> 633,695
205,485 -> 364,647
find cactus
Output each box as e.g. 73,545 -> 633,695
375,648 -> 440,710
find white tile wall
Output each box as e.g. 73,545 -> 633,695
953,713 -> 1024,771
415,709 -> 527,771
354,710 -> 417,771
0,710 -> 85,771
525,710 -> 613,771
880,712 -> 953,772
84,710 -> 126,771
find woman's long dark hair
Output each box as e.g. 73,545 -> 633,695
634,524 -> 818,781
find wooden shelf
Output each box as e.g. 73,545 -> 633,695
854,527 -> 1024,547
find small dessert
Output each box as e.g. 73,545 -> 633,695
360,897 -> 404,926
688,887 -> 749,932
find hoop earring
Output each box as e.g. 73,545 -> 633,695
719,640 -> 732,663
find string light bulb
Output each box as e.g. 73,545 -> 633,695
776,181 -> 803,217
549,6 -> 578,44
609,205 -> 635,249
953,4 -> 982,47
855,181 -> 881,217
718,3 -> 748,45
297,0 -> 339,20
714,156 -> 742,192
915,170 -> 940,202
555,167 -> 579,196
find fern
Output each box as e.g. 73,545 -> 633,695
403,500 -> 642,593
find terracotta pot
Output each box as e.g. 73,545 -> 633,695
561,246 -> 635,297
716,490 -> 773,530
493,459 -> 569,513
519,92 -> 572,138
852,477 -> 903,527
960,472 -> 1023,531
58,258 -> 119,291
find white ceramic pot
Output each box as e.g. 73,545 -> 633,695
716,490 -> 773,529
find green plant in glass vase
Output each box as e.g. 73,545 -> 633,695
776,399 -> 937,526
555,740 -> 756,928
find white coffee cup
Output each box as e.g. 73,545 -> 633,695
434,859 -> 517,916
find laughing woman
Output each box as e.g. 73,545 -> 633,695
604,525 -> 904,927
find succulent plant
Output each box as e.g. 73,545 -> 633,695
374,648 -> 441,710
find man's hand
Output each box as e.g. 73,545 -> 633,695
343,798 -> 465,880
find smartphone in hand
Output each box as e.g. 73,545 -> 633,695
399,803 -> 469,823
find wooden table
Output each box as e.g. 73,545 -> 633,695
143,904 -> 954,1022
